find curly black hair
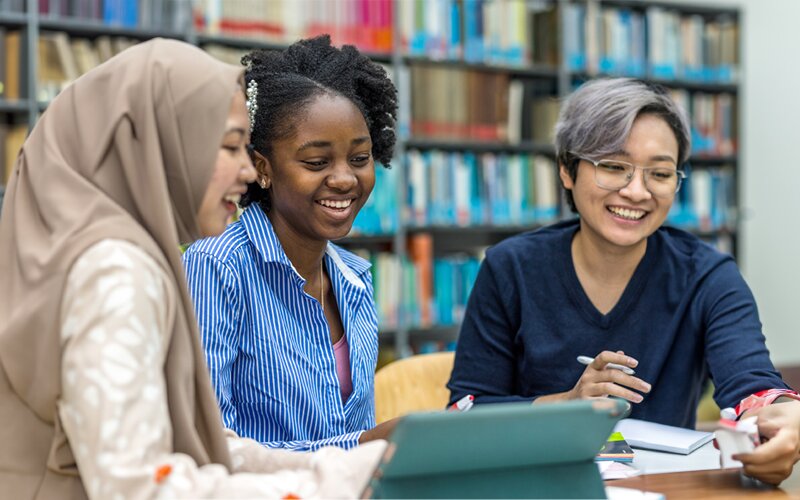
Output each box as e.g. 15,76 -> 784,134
240,35 -> 397,209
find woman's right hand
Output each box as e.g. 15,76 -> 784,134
535,350 -> 650,404
569,350 -> 651,403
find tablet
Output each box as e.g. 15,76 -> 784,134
364,398 -> 630,499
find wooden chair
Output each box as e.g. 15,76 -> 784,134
374,351 -> 455,424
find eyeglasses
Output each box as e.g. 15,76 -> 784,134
577,157 -> 686,198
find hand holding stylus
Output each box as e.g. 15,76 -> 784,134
570,351 -> 651,404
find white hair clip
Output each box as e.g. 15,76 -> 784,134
246,79 -> 258,133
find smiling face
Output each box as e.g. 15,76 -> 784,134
258,93 -> 375,246
197,91 -> 257,237
560,113 -> 680,251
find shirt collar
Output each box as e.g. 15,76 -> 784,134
240,204 -> 293,268
241,203 -> 371,288
325,243 -> 369,292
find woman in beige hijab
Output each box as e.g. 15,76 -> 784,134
0,38 -> 384,499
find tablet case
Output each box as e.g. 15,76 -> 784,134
364,398 -> 629,499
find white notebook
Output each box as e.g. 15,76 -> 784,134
614,418 -> 714,455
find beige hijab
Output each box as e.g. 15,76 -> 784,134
0,38 -> 240,497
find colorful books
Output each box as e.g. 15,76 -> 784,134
597,432 -> 635,462
405,150 -> 559,228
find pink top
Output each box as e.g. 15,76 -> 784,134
332,334 -> 353,403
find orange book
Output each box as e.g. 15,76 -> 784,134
407,233 -> 433,326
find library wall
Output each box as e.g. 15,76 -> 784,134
3,0 -> 798,364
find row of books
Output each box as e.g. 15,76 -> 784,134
406,151 -> 559,228
37,31 -> 138,102
564,2 -> 739,83
404,233 -> 482,328
358,239 -> 483,331
4,31 -> 385,108
669,165 -> 736,232
355,160 -> 735,237
353,160 -> 735,238
408,64 -> 737,153
508,79 -> 560,144
410,65 -> 507,142
399,0 -> 556,66
1,32 -> 252,104
350,163 -> 398,237
1,28 -> 23,100
3,0 -> 741,83
193,0 -> 556,65
5,0 -> 192,31
353,156 -> 735,238
193,0 -> 393,54
409,64 -> 560,144
671,90 -> 737,157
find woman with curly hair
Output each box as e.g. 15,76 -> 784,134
184,35 -> 399,451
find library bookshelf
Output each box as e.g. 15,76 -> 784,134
0,0 -> 741,362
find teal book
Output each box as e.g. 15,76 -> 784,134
597,431 -> 635,462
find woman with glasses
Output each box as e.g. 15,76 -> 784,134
448,78 -> 800,483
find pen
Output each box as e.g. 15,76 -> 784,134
577,355 -> 635,375
449,394 -> 474,412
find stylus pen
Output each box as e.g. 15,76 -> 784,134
449,394 -> 474,412
577,355 -> 635,375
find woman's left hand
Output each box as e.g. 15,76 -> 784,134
359,417 -> 401,444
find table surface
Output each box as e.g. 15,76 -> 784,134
605,442 -> 800,499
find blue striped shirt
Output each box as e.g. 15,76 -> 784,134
183,204 -> 379,451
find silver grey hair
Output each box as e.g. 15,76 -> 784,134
554,78 -> 692,213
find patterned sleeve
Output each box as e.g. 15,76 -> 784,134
59,239 -> 384,499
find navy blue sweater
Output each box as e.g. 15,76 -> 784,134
448,219 -> 790,428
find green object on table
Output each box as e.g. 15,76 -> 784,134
597,431 -> 635,462
366,399 -> 630,499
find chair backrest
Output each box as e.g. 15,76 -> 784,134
374,351 -> 456,424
